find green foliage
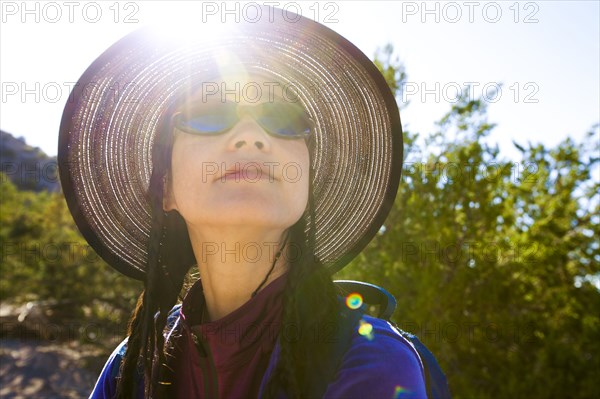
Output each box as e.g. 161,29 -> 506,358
336,50 -> 600,398
0,174 -> 141,335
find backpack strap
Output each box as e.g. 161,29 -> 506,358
305,294 -> 366,398
306,280 -> 392,397
394,329 -> 452,399
334,280 -> 397,319
165,304 -> 182,329
307,280 -> 451,399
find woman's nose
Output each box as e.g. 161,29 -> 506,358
227,116 -> 271,152
234,140 -> 264,149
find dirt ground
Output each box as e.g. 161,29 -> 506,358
0,300 -> 127,398
0,339 -> 103,398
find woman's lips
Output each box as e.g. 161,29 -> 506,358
220,170 -> 275,182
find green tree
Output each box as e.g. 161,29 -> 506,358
1,174 -> 141,335
335,49 -> 600,398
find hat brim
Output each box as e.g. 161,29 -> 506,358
58,9 -> 403,280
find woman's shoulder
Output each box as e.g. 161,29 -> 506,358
323,314 -> 428,399
89,338 -> 129,398
90,337 -> 150,399
358,315 -> 424,359
89,306 -> 183,398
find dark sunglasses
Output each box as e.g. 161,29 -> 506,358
172,100 -> 314,139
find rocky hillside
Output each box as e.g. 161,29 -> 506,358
0,130 -> 61,193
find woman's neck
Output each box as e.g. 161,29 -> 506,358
187,225 -> 290,321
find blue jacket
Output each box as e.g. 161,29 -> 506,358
90,309 -> 428,398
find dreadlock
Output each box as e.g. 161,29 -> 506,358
115,105 -> 195,398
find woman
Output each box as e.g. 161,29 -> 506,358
59,7 -> 430,399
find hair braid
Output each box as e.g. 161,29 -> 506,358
115,291 -> 145,398
262,140 -> 340,398
115,192 -> 164,399
115,108 -> 195,399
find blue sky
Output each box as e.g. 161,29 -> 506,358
1,0 -> 598,163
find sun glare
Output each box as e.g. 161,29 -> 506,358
151,15 -> 234,46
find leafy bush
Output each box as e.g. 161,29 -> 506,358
335,48 -> 600,398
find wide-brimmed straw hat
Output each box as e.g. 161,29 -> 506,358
58,7 -> 403,281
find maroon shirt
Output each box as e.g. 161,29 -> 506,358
170,273 -> 287,398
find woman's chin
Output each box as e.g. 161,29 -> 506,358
191,207 -> 297,230
178,190 -> 306,231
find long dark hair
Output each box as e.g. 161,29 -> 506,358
114,99 -> 340,398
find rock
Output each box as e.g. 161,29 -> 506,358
0,339 -> 100,398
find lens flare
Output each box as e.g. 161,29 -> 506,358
358,319 -> 374,341
346,293 -> 363,309
393,385 -> 411,398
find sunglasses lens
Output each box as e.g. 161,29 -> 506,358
259,116 -> 311,137
180,115 -> 230,134
258,103 -> 313,138
175,103 -> 236,135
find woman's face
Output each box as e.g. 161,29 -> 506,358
164,73 -> 310,233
